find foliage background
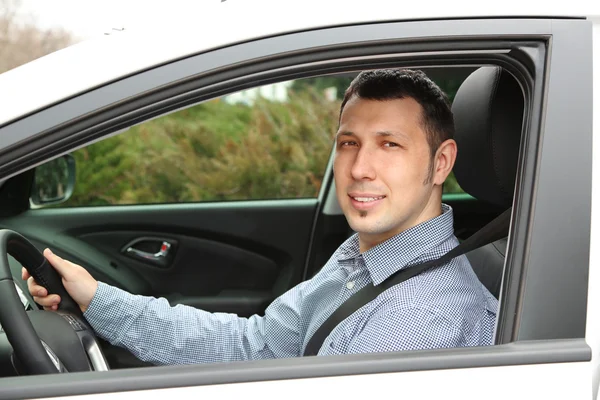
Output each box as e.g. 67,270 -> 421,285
65,88 -> 342,206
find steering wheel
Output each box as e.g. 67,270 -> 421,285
0,229 -> 109,374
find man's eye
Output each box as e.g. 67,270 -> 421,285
383,142 -> 399,147
339,141 -> 357,147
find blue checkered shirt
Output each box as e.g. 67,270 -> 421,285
84,204 -> 498,365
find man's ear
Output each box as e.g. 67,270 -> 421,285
432,139 -> 457,186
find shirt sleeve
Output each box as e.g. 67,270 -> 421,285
345,306 -> 464,354
83,281 -> 306,365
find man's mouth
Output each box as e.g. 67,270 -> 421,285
351,196 -> 385,202
348,194 -> 386,210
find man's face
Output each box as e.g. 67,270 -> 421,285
333,96 -> 441,251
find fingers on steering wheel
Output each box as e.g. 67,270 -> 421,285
32,294 -> 59,309
26,272 -> 61,310
27,276 -> 47,297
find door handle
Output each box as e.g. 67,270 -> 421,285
121,237 -> 177,268
126,241 -> 171,261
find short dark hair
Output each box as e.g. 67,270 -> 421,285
340,69 -> 454,180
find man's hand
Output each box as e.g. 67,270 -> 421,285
21,248 -> 98,313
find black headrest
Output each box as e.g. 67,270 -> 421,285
452,67 -> 524,208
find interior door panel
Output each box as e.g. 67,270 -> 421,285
81,231 -> 280,296
0,199 -> 319,368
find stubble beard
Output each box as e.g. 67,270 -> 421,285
355,210 -> 384,235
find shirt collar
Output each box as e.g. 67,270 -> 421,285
336,203 -> 455,285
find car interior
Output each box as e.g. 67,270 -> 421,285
0,63 -> 525,375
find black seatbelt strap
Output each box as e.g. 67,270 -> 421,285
303,207 -> 512,356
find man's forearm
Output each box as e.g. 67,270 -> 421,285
83,282 -> 276,365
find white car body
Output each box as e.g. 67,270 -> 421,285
0,1 -> 599,399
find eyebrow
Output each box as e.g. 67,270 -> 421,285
335,130 -> 410,140
335,131 -> 355,139
375,130 -> 410,140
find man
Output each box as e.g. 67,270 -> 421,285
23,69 -> 498,365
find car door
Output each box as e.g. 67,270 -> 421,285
0,13 -> 594,399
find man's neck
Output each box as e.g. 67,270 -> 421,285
358,201 -> 444,253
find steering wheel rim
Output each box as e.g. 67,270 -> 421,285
0,229 -> 59,374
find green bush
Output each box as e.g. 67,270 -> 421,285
64,89 -> 339,206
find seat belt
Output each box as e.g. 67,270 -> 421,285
303,207 -> 512,356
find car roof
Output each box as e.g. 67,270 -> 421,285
0,0 -> 596,127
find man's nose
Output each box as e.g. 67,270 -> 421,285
350,147 -> 376,181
